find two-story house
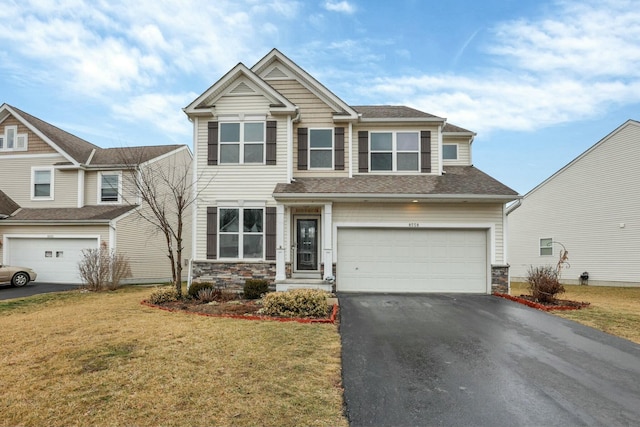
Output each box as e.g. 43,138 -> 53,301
0,104 -> 192,284
185,49 -> 519,294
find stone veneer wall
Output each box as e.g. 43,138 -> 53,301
491,265 -> 510,294
192,261 -> 276,290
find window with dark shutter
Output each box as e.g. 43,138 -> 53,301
420,130 -> 431,173
298,127 -> 308,170
266,121 -> 277,165
265,207 -> 276,260
206,207 -> 217,259
358,131 -> 368,173
208,121 -> 218,166
334,127 -> 344,170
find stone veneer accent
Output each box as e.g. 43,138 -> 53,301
192,261 -> 276,290
491,265 -> 510,294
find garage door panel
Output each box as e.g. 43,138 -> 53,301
337,228 -> 488,293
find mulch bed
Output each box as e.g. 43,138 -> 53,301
494,293 -> 590,311
141,299 -> 339,324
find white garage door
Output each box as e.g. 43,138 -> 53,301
7,237 -> 99,284
337,228 -> 488,293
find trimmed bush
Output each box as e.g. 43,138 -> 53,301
148,287 -> 179,304
188,282 -> 213,298
244,279 -> 270,300
527,265 -> 565,303
261,289 -> 329,318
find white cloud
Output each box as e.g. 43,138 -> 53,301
323,1 -> 356,14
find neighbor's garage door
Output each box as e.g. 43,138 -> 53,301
337,228 -> 488,293
7,237 -> 99,284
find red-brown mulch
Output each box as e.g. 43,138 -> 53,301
494,293 -> 590,311
141,299 -> 339,324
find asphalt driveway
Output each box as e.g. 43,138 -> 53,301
0,282 -> 81,300
339,293 -> 640,427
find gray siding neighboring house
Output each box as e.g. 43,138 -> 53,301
507,119 -> 640,286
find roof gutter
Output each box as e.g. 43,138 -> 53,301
505,199 -> 522,215
273,193 -> 521,202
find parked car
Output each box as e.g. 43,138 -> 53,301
0,265 -> 37,287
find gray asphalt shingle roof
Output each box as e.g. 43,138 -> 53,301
273,166 -> 518,198
352,105 -> 443,119
0,190 -> 20,216
5,205 -> 137,222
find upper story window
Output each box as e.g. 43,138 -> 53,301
99,172 -> 121,203
219,122 -> 265,164
309,129 -> 333,169
539,238 -> 553,256
0,125 -> 28,152
443,144 -> 458,160
370,131 -> 419,172
219,207 -> 264,259
32,167 -> 53,200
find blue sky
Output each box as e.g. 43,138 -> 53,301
2,0 -> 640,194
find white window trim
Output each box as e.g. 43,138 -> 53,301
539,237 -> 553,256
219,121 -> 266,165
443,143 -> 458,160
31,166 -> 54,201
218,207 -> 265,260
369,130 -> 421,172
308,128 -> 334,170
1,125 -> 28,152
97,171 -> 122,204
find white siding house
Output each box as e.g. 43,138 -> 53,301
508,120 -> 640,286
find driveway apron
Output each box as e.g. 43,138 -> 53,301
339,293 -> 640,427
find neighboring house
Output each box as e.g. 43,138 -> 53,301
0,104 -> 192,284
508,119 -> 640,287
184,49 -> 519,294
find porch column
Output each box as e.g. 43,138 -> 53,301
275,203 -> 286,281
322,203 -> 334,280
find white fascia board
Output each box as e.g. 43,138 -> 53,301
273,193 -> 521,202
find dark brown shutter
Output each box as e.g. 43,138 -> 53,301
421,130 -> 431,173
298,127 -> 308,170
334,127 -> 345,170
207,121 -> 218,166
265,207 -> 276,261
266,121 -> 277,165
206,207 -> 217,259
358,131 -> 369,173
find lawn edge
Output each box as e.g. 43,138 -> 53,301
493,293 -> 588,311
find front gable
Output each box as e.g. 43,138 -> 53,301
0,110 -> 57,157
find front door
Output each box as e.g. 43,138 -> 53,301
296,218 -> 319,271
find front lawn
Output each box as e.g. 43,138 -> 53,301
0,286 -> 347,427
511,282 -> 640,344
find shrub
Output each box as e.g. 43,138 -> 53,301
188,282 -> 213,298
527,265 -> 565,303
148,287 -> 179,304
244,279 -> 270,300
261,289 -> 329,318
77,242 -> 132,291
196,287 -> 218,303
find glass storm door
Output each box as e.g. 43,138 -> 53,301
296,219 -> 318,271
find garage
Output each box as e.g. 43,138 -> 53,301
6,237 -> 99,284
336,228 -> 488,293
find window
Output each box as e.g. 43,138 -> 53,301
99,172 -> 120,203
443,144 -> 458,160
370,131 -> 419,171
540,238 -> 553,256
219,208 -> 264,259
0,125 -> 27,151
219,122 -> 265,164
32,168 -> 53,199
309,129 -> 333,168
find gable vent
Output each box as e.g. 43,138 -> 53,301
264,66 -> 288,79
230,82 -> 256,94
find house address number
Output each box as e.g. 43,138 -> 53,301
408,222 -> 420,228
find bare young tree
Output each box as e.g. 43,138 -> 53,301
118,147 -> 209,298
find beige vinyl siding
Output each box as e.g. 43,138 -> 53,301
442,136 -> 471,166
333,201 -> 506,263
352,124 -> 441,174
508,121 -> 640,286
0,155 -> 79,207
0,115 -> 57,156
85,169 -> 139,206
267,79 -> 350,178
0,224 -> 110,263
